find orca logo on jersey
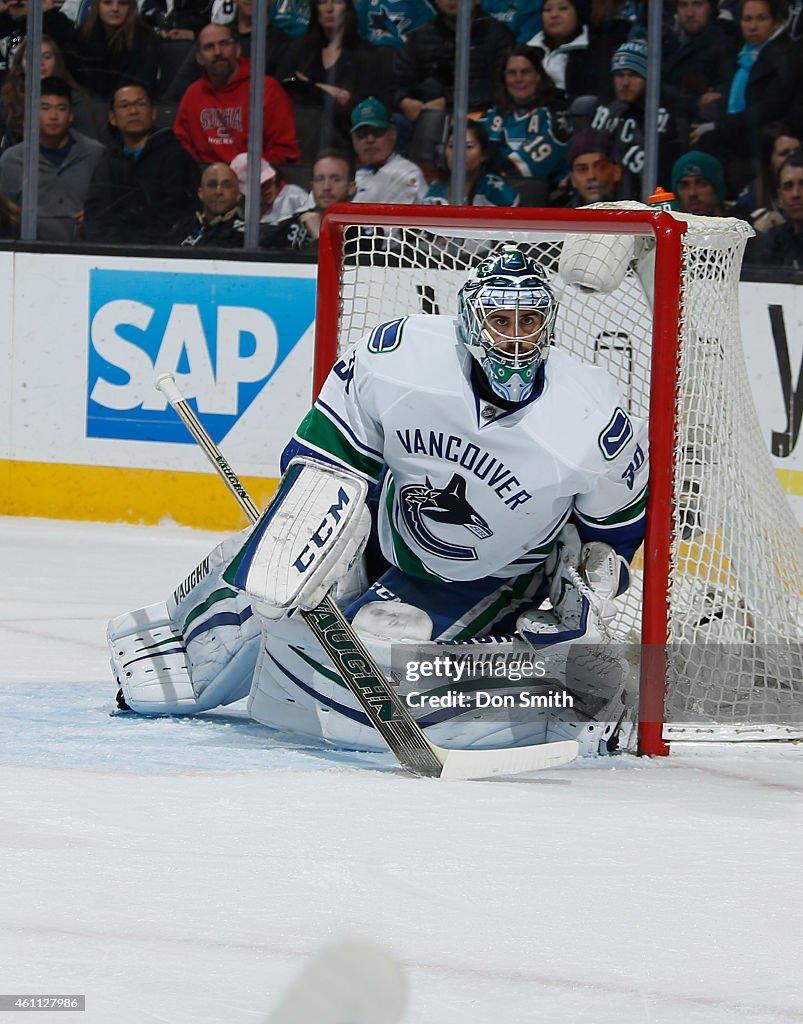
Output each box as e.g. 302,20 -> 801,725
398,474 -> 493,562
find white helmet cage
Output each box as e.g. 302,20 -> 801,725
457,248 -> 558,403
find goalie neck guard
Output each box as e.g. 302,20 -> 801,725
458,248 -> 557,403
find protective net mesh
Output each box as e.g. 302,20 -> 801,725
320,205 -> 803,739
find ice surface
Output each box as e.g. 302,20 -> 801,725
1,517 -> 801,1023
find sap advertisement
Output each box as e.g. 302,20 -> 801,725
10,253 -> 317,475
87,268 -> 314,445
3,251 -> 802,525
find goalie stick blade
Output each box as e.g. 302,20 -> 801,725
266,938 -> 406,1024
436,739 -> 579,780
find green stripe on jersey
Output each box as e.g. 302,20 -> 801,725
296,406 -> 383,481
576,487 -> 648,528
450,569 -> 543,642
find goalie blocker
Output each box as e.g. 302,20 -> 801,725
223,458 -> 371,616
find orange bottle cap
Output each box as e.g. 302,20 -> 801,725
648,186 -> 676,204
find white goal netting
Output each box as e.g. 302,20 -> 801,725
317,204 -> 803,742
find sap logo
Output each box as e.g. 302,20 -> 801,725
87,268 -> 315,443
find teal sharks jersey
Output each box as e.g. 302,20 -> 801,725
484,105 -> 569,184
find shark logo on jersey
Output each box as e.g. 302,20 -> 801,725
398,473 -> 493,562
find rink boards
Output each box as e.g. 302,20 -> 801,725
0,249 -> 800,528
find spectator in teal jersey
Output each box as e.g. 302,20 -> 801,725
481,0 -> 543,42
355,0 -> 435,47
425,118 -> 519,206
484,45 -> 569,186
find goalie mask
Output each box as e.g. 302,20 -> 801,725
458,248 -> 557,403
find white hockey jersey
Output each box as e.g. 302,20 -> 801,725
287,315 -> 648,583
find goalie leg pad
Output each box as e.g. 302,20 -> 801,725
248,592 -> 552,752
109,598 -> 261,716
109,602 -> 197,714
109,532 -> 262,715
546,675 -> 635,756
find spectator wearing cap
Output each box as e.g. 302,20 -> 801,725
562,126 -> 621,205
350,96 -> 427,203
526,0 -> 608,101
173,23 -> 300,167
590,37 -> 681,200
671,149 -> 728,216
229,151 -> 309,224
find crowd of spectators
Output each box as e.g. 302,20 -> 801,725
0,0 -> 802,266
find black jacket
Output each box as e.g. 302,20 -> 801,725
747,221 -> 803,269
661,17 -> 738,119
140,0 -> 211,36
84,128 -> 199,245
67,19 -> 162,101
710,29 -> 803,157
0,8 -> 73,82
392,12 -> 513,111
590,97 -> 682,202
167,208 -> 246,247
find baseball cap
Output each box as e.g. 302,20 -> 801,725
567,128 -> 616,168
611,39 -> 648,77
671,150 -> 726,202
230,153 -> 276,195
351,97 -> 390,132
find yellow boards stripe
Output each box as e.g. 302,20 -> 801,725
0,460 -> 279,530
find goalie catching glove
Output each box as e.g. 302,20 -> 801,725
224,458 -> 371,617
517,524 -> 630,648
517,524 -> 635,756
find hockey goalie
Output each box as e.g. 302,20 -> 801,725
109,247 -> 648,758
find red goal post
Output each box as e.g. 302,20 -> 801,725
314,203 -> 803,756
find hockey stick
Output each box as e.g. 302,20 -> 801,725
155,373 -> 578,779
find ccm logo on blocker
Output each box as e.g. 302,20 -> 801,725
86,269 -> 315,443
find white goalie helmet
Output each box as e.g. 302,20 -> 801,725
458,247 -> 557,403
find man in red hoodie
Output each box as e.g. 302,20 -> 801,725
173,22 -> 300,167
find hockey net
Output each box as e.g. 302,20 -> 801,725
315,203 -> 803,754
